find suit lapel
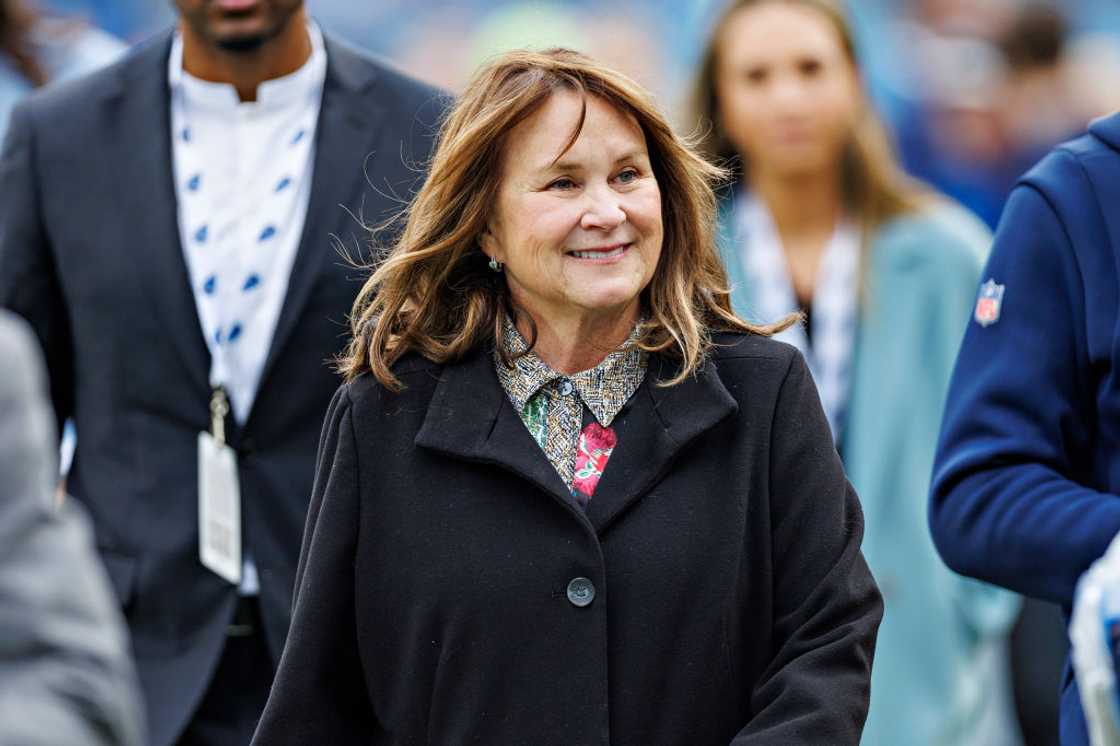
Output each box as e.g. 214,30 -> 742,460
256,37 -> 388,394
115,32 -> 211,397
107,33 -> 394,410
584,354 -> 739,534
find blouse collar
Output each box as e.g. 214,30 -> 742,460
494,313 -> 647,428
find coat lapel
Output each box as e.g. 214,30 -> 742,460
584,354 -> 739,534
115,32 -> 211,397
256,36 -> 389,395
414,349 -> 585,520
415,348 -> 740,534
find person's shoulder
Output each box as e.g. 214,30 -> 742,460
34,19 -> 127,82
708,331 -> 802,382
1018,118 -> 1120,198
17,29 -> 169,123
320,32 -> 450,160
322,31 -> 450,114
338,352 -> 444,415
703,332 -> 812,411
872,199 -> 989,276
1081,111 -> 1120,162
996,119 -> 1120,256
710,330 -> 796,362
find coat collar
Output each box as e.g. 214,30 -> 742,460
415,344 -> 739,535
109,29 -> 389,416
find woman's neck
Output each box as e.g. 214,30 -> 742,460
750,167 -> 843,249
750,166 -> 845,304
512,302 -> 640,375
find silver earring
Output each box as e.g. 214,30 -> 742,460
488,257 -> 503,272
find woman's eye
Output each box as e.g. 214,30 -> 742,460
799,59 -> 822,77
744,67 -> 767,84
616,169 -> 639,184
548,177 -> 576,190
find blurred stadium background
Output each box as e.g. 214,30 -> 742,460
18,2 -> 1120,744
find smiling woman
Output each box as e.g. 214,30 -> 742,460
479,90 -> 663,373
341,47 -> 782,389
250,48 -> 883,746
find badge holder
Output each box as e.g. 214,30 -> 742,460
198,386 -> 242,585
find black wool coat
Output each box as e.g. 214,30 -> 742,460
251,333 -> 883,746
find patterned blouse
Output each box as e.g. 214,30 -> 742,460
494,315 -> 648,508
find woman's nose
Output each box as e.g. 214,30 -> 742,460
770,73 -> 811,112
580,188 -> 626,231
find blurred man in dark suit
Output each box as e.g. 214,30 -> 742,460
0,1 -> 446,743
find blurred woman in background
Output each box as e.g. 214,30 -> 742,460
0,0 -> 122,142
693,1 -> 1021,744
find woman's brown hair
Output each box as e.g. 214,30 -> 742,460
691,0 -> 926,234
342,47 -> 788,391
0,0 -> 47,87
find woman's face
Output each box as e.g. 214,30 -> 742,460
482,91 -> 663,327
714,2 -> 861,179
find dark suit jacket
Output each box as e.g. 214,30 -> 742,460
0,29 -> 446,746
251,334 -> 883,746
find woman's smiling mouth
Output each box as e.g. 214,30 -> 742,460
566,243 -> 633,261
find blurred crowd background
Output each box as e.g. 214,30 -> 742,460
33,0 -> 1120,233
8,1 -> 1120,744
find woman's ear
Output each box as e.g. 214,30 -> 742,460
478,226 -> 503,264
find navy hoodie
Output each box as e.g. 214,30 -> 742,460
931,112 -> 1120,746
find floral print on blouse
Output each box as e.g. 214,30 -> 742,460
494,314 -> 647,508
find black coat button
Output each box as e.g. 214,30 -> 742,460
567,577 -> 595,607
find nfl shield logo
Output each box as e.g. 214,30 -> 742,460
975,279 -> 1005,327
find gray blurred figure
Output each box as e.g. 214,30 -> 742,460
0,309 -> 144,746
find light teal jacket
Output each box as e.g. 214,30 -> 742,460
719,198 -> 1022,746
